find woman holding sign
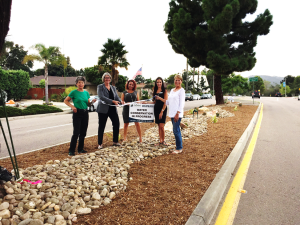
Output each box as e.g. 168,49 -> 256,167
96,72 -> 123,149
155,74 -> 185,154
153,77 -> 168,146
121,79 -> 142,143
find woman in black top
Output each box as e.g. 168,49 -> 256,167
153,77 -> 168,146
121,79 -> 142,143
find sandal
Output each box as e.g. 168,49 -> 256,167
161,141 -> 170,146
113,142 -> 121,146
154,142 -> 162,146
98,145 -> 103,149
172,150 -> 183,154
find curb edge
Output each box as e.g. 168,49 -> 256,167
185,103 -> 262,225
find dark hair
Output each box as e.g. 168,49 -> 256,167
75,76 -> 85,84
153,77 -> 166,96
125,79 -> 137,91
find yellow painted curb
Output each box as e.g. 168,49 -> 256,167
215,104 -> 264,225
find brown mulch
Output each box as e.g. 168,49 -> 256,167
0,104 -> 258,225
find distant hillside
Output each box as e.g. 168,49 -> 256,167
248,75 -> 284,85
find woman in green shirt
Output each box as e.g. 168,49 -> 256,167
64,76 -> 96,156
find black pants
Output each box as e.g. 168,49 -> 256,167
69,110 -> 89,153
98,107 -> 120,145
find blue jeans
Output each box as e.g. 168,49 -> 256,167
171,118 -> 183,150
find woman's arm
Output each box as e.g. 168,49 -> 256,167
137,93 -> 140,101
64,96 -> 77,113
98,84 -> 113,104
161,90 -> 168,111
177,89 -> 185,115
121,93 -> 125,102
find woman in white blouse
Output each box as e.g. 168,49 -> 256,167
156,74 -> 185,154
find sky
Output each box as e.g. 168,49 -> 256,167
6,0 -> 300,80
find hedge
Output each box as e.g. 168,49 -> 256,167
0,104 -> 63,118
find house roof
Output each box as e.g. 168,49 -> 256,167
30,75 -> 94,86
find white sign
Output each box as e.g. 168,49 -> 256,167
129,103 -> 154,123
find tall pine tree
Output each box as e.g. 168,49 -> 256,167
165,0 -> 273,104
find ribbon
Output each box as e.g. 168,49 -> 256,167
19,179 -> 43,185
97,98 -> 154,107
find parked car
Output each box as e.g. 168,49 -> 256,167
298,95 -> 300,101
192,94 -> 201,100
185,93 -> 193,101
275,92 -> 282,97
252,91 -> 260,99
88,95 -> 100,112
201,94 -> 212,99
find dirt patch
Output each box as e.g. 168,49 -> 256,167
0,104 -> 258,224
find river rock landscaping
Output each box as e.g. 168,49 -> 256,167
0,103 -> 258,224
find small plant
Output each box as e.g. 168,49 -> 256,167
33,94 -> 38,99
202,112 -> 206,116
199,105 -> 204,108
239,103 -> 242,107
234,106 -> 238,111
211,115 -> 218,123
189,109 -> 194,114
184,123 -> 188,126
216,113 -> 220,117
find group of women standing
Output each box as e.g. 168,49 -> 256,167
64,73 -> 185,156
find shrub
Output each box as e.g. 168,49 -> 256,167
58,92 -> 68,102
23,104 -> 63,115
26,95 -> 32,99
33,94 -> 38,99
65,86 -> 77,95
50,94 -> 59,102
0,106 -> 23,118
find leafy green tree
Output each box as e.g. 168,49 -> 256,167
115,75 -> 127,92
0,42 -> 34,76
250,76 -> 265,93
0,67 -> 10,93
279,83 -> 291,96
39,79 -> 45,88
222,73 -> 249,95
22,44 -> 67,104
144,78 -> 155,89
293,76 -> 300,95
98,38 -> 130,86
165,0 -> 273,104
84,65 -> 107,85
0,40 -> 13,62
134,75 -> 145,84
165,74 -> 176,85
0,68 -> 30,100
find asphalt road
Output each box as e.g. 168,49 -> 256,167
233,97 -> 300,224
0,98 -> 215,158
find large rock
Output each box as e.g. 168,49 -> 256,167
47,216 -> 55,224
29,219 -> 43,225
76,208 -> 91,215
0,202 -> 9,210
19,219 -> 33,225
0,209 -> 11,219
92,192 -> 100,200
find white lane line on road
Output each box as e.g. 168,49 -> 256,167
27,123 -> 73,132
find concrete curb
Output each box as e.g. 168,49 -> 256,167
186,103 -> 262,225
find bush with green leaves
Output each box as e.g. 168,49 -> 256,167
0,68 -> 30,100
0,106 -> 23,118
58,92 -> 68,102
0,104 -> 63,118
65,86 -> 77,95
39,79 -> 45,88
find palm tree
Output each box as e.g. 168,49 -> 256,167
98,38 -> 129,86
22,44 -> 66,104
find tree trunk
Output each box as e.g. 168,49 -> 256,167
0,0 -> 12,55
111,65 -> 118,86
45,64 -> 49,104
193,68 -> 195,90
214,75 -> 224,105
